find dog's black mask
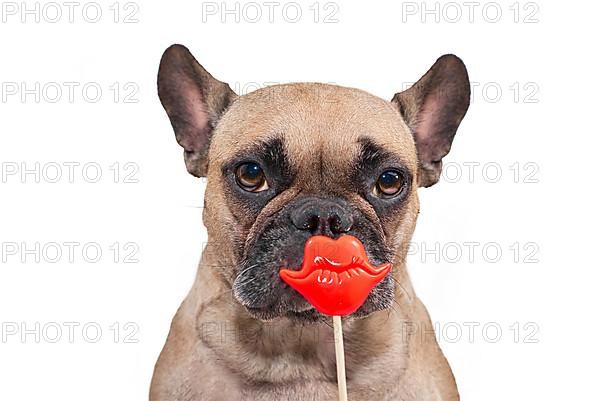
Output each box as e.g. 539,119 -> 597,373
232,195 -> 395,321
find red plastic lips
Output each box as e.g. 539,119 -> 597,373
279,235 -> 392,316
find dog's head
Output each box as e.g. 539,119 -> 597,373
158,45 -> 470,321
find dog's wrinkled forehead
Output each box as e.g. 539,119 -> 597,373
209,83 -> 419,182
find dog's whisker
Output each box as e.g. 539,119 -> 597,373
236,275 -> 261,287
236,264 -> 259,277
391,276 -> 413,304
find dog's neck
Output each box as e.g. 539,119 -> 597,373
184,248 -> 415,385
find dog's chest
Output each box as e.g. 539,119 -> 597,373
238,381 -> 410,401
200,333 -> 406,401
240,380 -> 335,401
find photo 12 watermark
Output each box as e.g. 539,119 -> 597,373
1,321 -> 140,343
1,162 -> 140,184
1,241 -> 140,264
198,319 -> 540,345
400,2 -> 540,24
440,161 -> 540,184
199,240 -> 540,267
1,82 -> 140,104
201,1 -> 340,23
398,81 -> 541,104
404,241 -> 539,264
0,2 -> 140,23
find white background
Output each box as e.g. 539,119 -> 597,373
0,0 -> 598,400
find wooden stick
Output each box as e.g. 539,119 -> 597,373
333,315 -> 348,401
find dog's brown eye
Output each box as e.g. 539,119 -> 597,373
374,170 -> 403,197
235,162 -> 268,192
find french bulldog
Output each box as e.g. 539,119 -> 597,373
150,44 -> 470,401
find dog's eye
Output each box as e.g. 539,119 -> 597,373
374,170 -> 403,197
235,162 -> 269,192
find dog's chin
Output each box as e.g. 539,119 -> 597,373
245,306 -> 326,323
244,302 -> 392,323
242,297 -> 320,322
241,287 -> 394,323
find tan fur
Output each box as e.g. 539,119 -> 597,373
151,83 -> 459,401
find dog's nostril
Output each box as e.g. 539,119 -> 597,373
329,216 -> 342,233
305,215 -> 319,231
329,215 -> 352,234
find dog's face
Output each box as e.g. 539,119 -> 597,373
158,45 -> 470,321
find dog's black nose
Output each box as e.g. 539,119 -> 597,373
290,197 -> 353,236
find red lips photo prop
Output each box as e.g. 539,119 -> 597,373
279,235 -> 392,316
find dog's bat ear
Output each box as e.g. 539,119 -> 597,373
392,54 -> 470,187
158,44 -> 237,177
